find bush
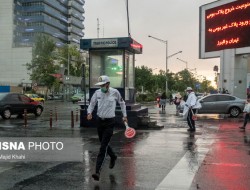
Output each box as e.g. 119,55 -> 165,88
136,93 -> 155,102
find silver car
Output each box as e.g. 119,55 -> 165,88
197,94 -> 245,117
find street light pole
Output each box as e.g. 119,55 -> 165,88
148,35 -> 182,93
165,43 -> 168,93
126,0 -> 131,37
148,35 -> 168,92
176,58 -> 188,69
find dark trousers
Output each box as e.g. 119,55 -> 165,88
243,113 -> 250,127
95,117 -> 116,174
187,109 -> 196,130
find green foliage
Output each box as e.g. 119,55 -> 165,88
26,35 -> 87,97
135,66 -> 154,92
26,34 -> 57,88
53,79 -> 61,93
136,93 -> 155,102
56,45 -> 86,77
135,66 -> 215,101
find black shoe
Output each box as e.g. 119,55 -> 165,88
187,128 -> 192,132
92,173 -> 100,181
239,126 -> 245,130
109,156 -> 117,169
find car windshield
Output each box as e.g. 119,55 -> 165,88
0,93 -> 7,100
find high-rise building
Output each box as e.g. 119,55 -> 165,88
0,0 -> 85,86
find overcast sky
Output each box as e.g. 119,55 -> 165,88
84,0 -> 220,85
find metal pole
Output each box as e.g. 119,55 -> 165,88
50,110 -> 52,130
71,110 -> 74,128
166,41 -> 168,94
148,35 -> 182,94
67,46 -> 70,76
67,46 -> 70,101
23,109 -> 27,128
126,0 -> 131,37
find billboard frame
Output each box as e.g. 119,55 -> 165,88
199,0 -> 250,59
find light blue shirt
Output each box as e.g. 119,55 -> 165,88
87,87 -> 127,118
185,92 -> 197,108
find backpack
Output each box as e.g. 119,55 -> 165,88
174,98 -> 180,105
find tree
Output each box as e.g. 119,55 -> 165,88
200,77 -> 214,92
171,69 -> 197,92
135,66 -> 157,93
26,35 -> 58,94
56,45 -> 85,77
155,69 -> 167,93
134,65 -> 216,101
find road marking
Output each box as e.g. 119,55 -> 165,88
0,167 -> 12,174
155,138 -> 215,190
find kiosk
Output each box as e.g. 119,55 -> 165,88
79,37 -> 153,128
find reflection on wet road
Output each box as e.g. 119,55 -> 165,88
0,102 -> 249,189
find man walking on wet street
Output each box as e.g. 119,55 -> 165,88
239,95 -> 250,131
87,75 -> 128,181
184,87 -> 198,132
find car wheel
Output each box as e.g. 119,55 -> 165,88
34,106 -> 43,116
229,107 -> 240,117
2,109 -> 11,119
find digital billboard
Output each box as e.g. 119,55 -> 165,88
200,0 -> 250,58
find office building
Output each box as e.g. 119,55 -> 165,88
0,0 -> 85,86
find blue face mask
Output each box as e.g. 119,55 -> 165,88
101,87 -> 108,93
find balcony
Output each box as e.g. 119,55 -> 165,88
15,5 -> 68,24
43,0 -> 68,14
15,25 -> 68,41
68,1 -> 84,13
16,0 -> 68,14
70,18 -> 84,29
15,4 -> 44,12
75,0 -> 85,5
70,10 -> 85,21
58,0 -> 69,6
15,15 -> 68,32
71,27 -> 84,37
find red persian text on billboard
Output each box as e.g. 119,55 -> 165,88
205,0 -> 250,52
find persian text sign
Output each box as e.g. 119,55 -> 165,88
91,39 -> 118,48
205,0 -> 250,52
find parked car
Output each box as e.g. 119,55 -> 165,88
71,93 -> 85,103
181,94 -> 245,117
25,93 -> 45,103
47,94 -> 63,100
0,93 -> 44,119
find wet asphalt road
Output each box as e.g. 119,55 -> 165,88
0,101 -> 250,190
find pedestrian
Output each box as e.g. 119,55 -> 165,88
174,94 -> 182,115
183,87 -> 201,132
160,92 -> 167,111
239,95 -> 250,131
87,75 -> 128,181
169,93 -> 173,104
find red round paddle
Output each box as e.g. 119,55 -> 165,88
192,115 -> 197,121
191,109 -> 197,121
124,122 -> 136,138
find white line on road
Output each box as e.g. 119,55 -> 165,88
155,137 -> 215,190
0,166 -> 12,174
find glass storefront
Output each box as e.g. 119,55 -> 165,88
89,49 -> 124,88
